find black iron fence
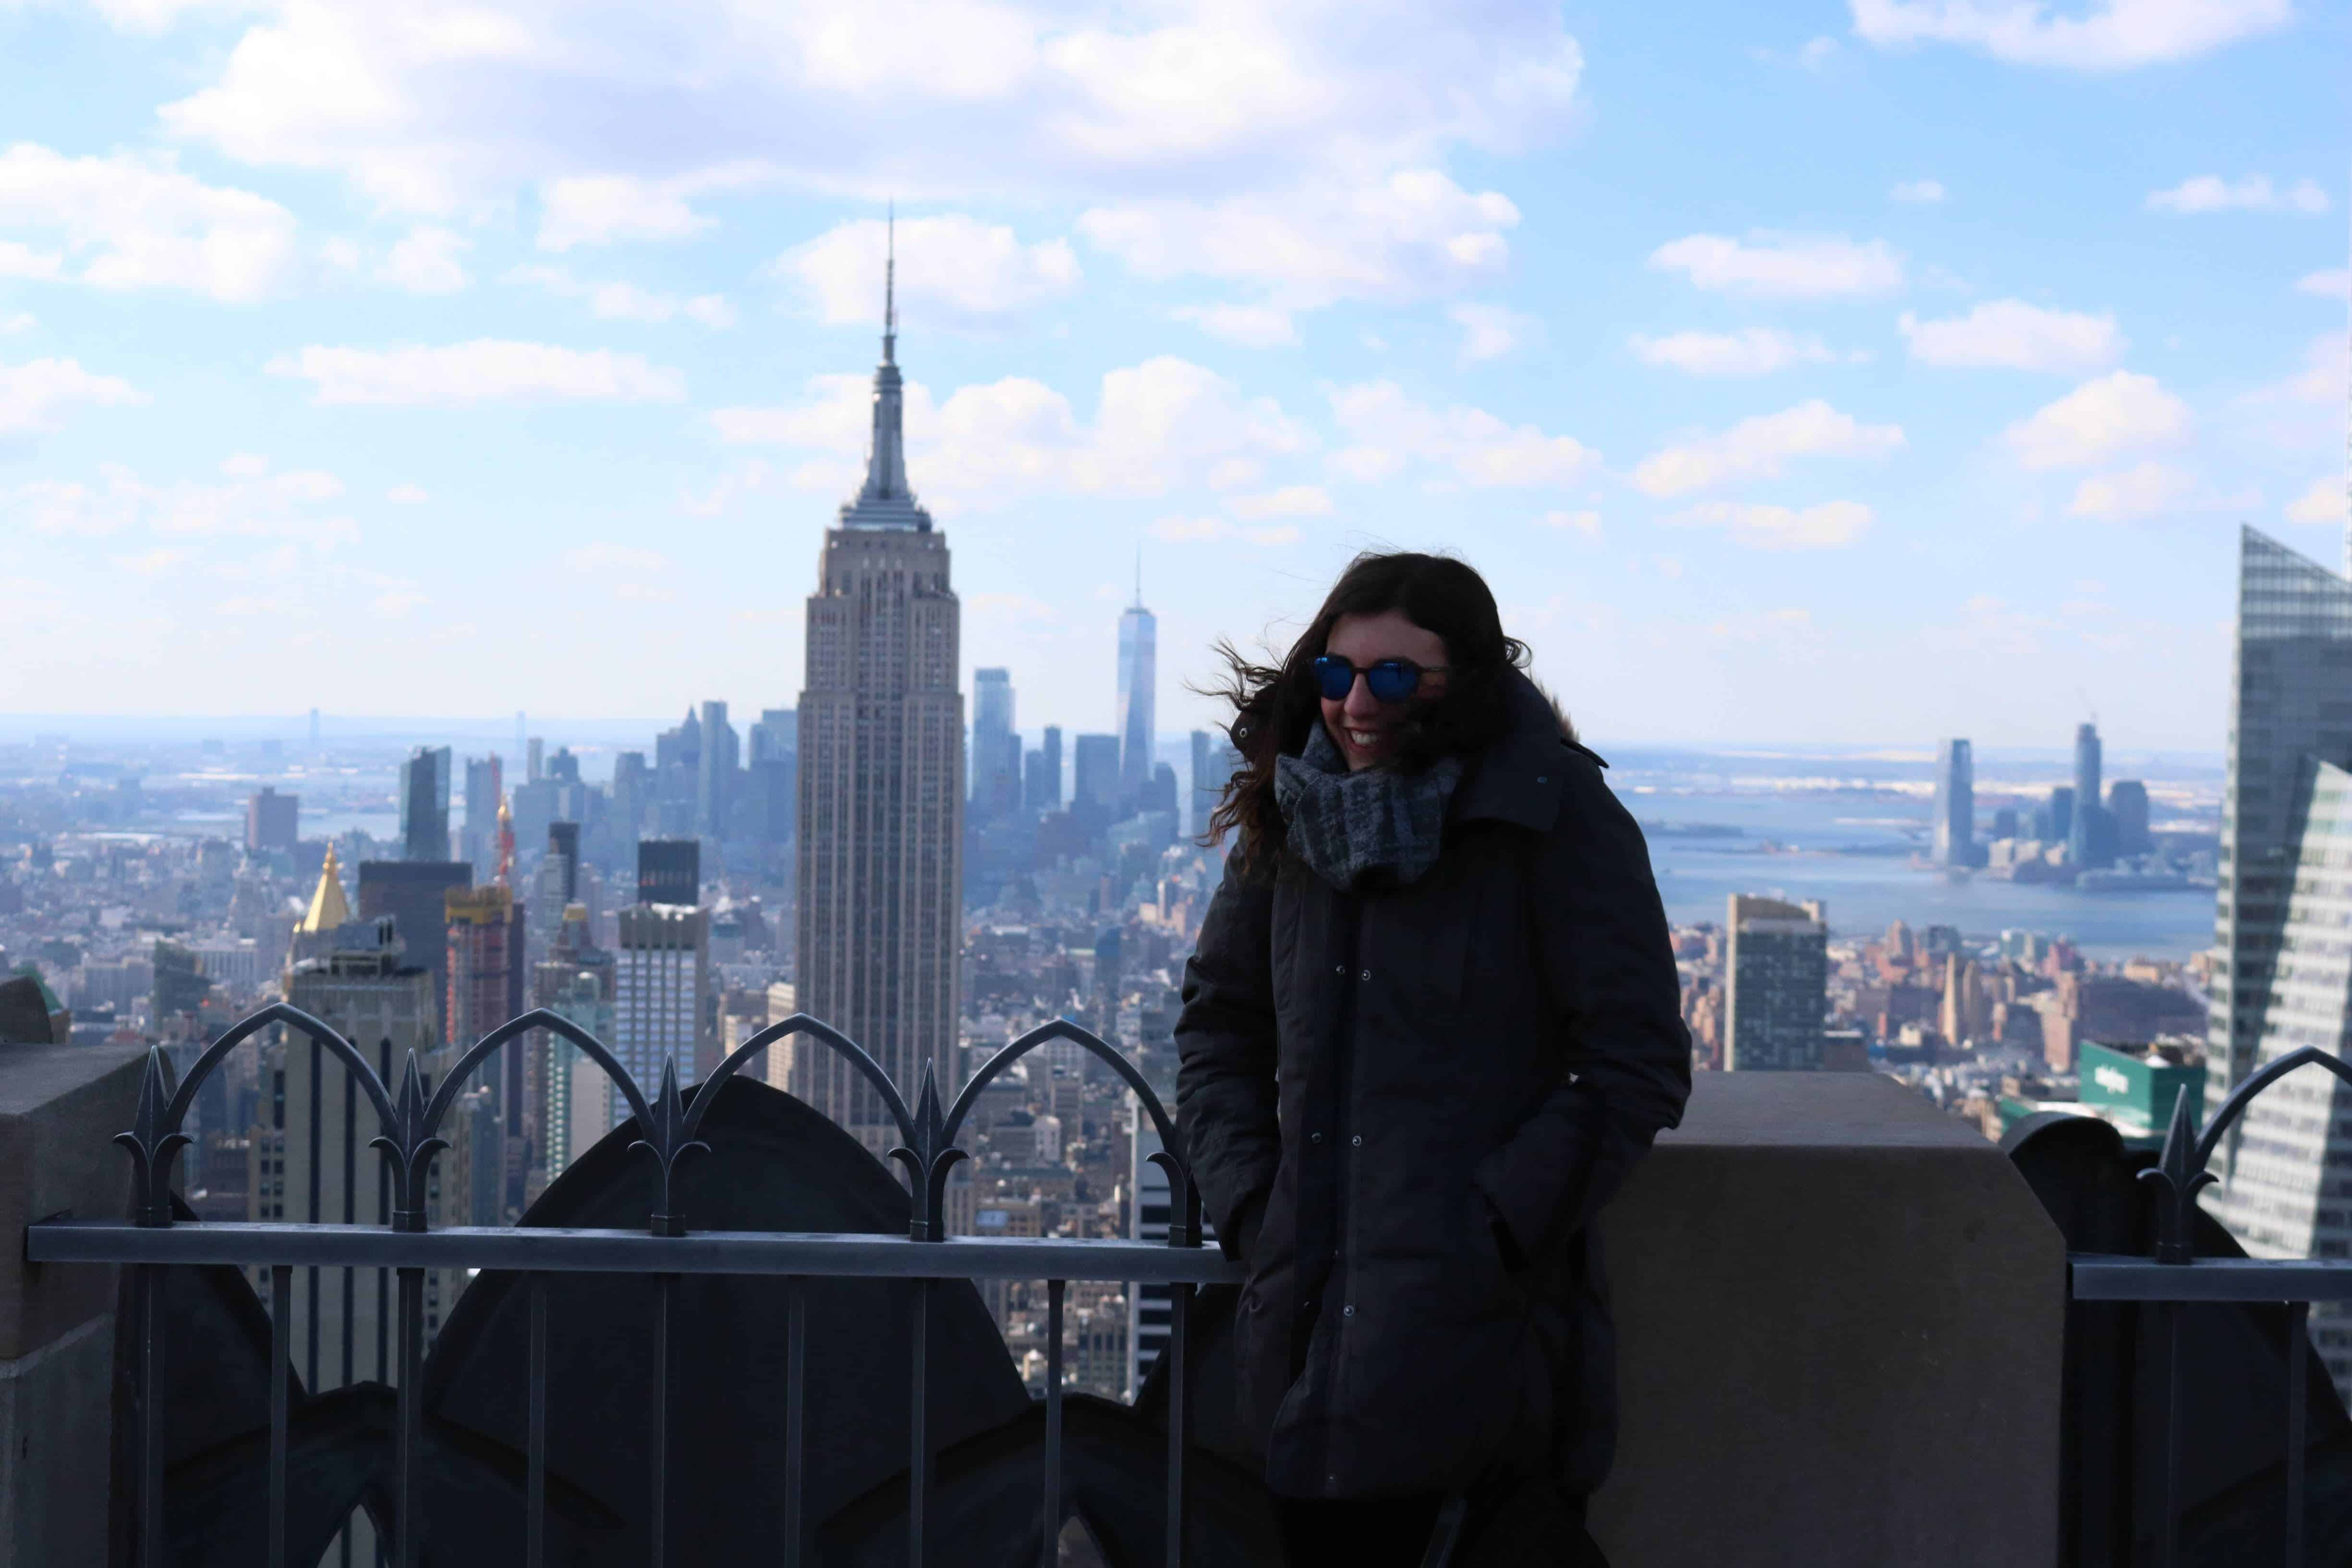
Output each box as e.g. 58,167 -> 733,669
25,1001 -> 1244,1568
2065,1044 -> 2352,1568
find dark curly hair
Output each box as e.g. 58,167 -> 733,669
1201,550 -> 1548,873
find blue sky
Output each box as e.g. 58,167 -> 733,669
0,0 -> 2344,751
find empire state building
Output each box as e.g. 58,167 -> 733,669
793,239 -> 964,1145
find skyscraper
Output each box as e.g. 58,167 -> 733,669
244,786 -> 298,855
2068,723 -> 2105,868
356,859 -> 472,1030
2203,529 -> 2352,1184
1025,725 -> 1064,814
399,746 -> 452,861
533,904 -> 616,1185
1723,894 -> 1828,1071
697,699 -> 740,839
2108,780 -> 2152,857
794,227 -> 964,1147
971,668 -> 1018,823
1117,573 -> 1157,804
1931,740 -> 1973,868
613,904 -> 714,1127
444,882 -> 528,1219
636,838 -> 700,906
1073,734 -> 1122,823
460,756 -> 502,878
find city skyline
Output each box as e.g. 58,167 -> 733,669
0,2 -> 2344,750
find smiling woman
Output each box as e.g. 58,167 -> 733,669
1179,551 -> 1692,1566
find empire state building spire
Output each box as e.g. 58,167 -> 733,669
842,205 -> 929,530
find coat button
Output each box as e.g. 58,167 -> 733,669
1358,969 -> 1370,981
1350,1134 -> 1362,1146
1343,1304 -> 1355,1317
1333,963 -> 1345,974
1309,1131 -> 1324,1144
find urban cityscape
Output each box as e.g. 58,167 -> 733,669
2,1 -> 2346,1561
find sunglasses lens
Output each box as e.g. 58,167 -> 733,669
1312,657 -> 1355,701
1365,662 -> 1419,702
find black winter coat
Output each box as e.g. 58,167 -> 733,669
1175,671 -> 1692,1501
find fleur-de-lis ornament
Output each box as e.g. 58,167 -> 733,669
629,1055 -> 711,1238
2137,1083 -> 2215,1265
371,1051 -> 449,1234
115,1047 -> 189,1228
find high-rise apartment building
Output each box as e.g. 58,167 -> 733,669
636,838 -> 700,906
532,903 -> 616,1186
794,236 -> 963,1147
399,746 -> 452,861
356,859 -> 472,1030
972,669 -> 1019,824
1931,739 -> 1973,868
612,903 -> 715,1129
445,882 -> 528,1219
1117,583 -> 1157,804
2202,531 -> 2352,1391
244,787 -> 298,855
1723,894 -> 1829,1071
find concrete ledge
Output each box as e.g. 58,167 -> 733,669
1590,1072 -> 2064,1568
0,1045 -> 143,1361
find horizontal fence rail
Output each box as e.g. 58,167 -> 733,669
2064,1045 -> 2352,1568
24,1001 -> 1237,1568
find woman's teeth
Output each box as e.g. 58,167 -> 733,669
1346,728 -> 1382,749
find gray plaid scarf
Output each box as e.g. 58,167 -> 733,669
1273,720 -> 1464,891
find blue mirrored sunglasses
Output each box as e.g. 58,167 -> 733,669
1311,655 -> 1446,704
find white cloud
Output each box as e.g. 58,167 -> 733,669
1543,509 -> 1602,536
2286,475 -> 2346,526
1328,380 -> 1599,489
2067,461 -> 2193,519
2006,371 -> 2190,470
0,143 -> 298,302
1649,231 -> 1903,299
2146,174 -> 2330,215
2252,333 -> 2349,406
377,226 -> 471,293
779,214 -> 1080,328
1629,328 -> 1843,376
1890,178 -> 1945,204
538,173 -> 738,251
504,265 -> 736,327
0,357 -> 146,433
150,3 -> 1584,221
1080,171 -> 1519,311
267,340 -> 687,405
12,460 -> 359,546
387,483 -> 428,503
564,542 -> 670,571
1632,400 -> 1904,498
1899,299 -> 2124,372
715,355 -> 1305,514
1173,304 -> 1298,348
1149,515 -> 1298,547
1799,35 -> 1843,67
0,311 -> 31,333
1448,303 -> 1536,365
1228,485 -> 1332,519
1850,0 -> 2291,71
2297,268 -> 2351,301
110,547 -> 191,576
1665,500 -> 1873,549
371,587 -> 425,618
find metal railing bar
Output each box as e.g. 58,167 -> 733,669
271,1263 -> 291,1568
527,1273 -> 547,1568
2069,1256 -> 2352,1301
2288,1301 -> 2308,1568
2159,1300 -> 2181,1568
397,1266 -> 423,1568
1043,1278 -> 1064,1568
785,1276 -> 806,1568
140,1264 -> 164,1568
910,1277 -> 930,1568
28,1221 -> 1244,1283
652,1273 -> 672,1568
1167,1281 -> 1190,1568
